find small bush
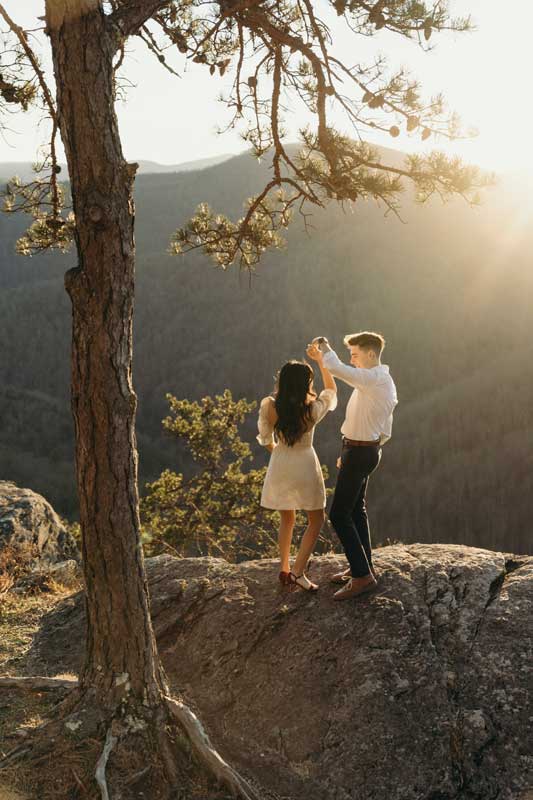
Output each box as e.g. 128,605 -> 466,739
0,541 -> 38,594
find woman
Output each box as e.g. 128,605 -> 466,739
257,343 -> 337,591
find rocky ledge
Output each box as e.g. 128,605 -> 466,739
0,481 -> 78,568
30,544 -> 533,800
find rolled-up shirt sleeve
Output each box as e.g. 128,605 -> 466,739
256,397 -> 275,446
322,350 -> 379,389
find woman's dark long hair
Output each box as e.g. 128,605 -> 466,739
274,361 -> 316,447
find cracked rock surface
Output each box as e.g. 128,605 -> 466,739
31,544 -> 533,800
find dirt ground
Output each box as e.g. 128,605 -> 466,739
0,788 -> 28,800
0,587 -> 77,800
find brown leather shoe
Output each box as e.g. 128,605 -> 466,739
330,567 -> 352,584
333,575 -> 378,601
331,567 -> 379,584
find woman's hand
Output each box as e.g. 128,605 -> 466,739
306,343 -> 323,363
308,342 -> 336,393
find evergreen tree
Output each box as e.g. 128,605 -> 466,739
142,391 -> 279,561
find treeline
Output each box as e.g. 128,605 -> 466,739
0,150 -> 532,553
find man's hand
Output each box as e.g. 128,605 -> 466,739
311,336 -> 332,354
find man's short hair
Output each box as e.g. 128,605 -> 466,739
343,331 -> 386,356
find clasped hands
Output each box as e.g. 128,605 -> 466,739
305,336 -> 330,362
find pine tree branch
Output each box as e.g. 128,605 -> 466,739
0,4 -> 62,222
0,4 -> 57,124
109,0 -> 174,39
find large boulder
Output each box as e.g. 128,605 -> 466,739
0,482 -> 78,568
31,544 -> 533,800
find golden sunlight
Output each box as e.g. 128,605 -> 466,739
399,1 -> 533,173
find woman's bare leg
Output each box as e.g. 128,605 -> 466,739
292,509 -> 325,576
278,510 -> 296,573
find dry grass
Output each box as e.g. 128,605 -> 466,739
0,696 -> 52,800
1,737 -> 102,800
0,683 -> 57,749
0,544 -> 38,598
0,786 -> 28,799
0,590 -> 70,677
0,584 -> 77,800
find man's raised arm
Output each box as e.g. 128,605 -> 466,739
311,337 -> 378,389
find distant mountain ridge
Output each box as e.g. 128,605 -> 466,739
0,146 -> 531,554
136,154 -> 234,173
0,153 -> 234,182
0,141 -> 426,184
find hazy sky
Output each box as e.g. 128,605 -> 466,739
0,1 -> 530,173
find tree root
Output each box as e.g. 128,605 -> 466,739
165,695 -> 261,800
0,676 -> 261,800
0,675 -> 78,692
95,727 -> 117,800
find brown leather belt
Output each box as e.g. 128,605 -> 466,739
342,436 -> 380,447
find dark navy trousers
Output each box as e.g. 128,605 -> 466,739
329,443 -> 381,578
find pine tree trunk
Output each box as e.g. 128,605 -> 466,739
30,7 -> 259,796
46,0 -> 166,708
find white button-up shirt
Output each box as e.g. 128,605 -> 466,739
322,350 -> 398,444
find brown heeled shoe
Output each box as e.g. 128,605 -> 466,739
278,571 -> 291,590
288,571 -> 319,592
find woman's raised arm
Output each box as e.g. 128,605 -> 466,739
306,343 -> 337,394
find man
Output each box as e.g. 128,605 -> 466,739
312,332 -> 398,600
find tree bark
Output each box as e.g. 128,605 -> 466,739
45,0 -> 166,708
30,8 -> 259,797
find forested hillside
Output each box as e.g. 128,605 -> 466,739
1,149 -> 531,553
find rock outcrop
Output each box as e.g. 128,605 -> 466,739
31,544 -> 533,800
0,482 -> 78,567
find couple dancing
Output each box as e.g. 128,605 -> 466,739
257,332 -> 398,600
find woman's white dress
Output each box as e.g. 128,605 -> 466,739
257,389 -> 337,510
